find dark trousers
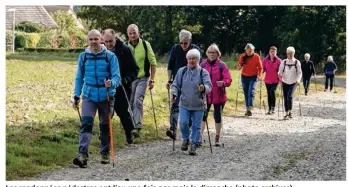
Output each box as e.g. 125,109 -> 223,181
282,83 -> 297,112
303,77 -> 311,94
265,83 -> 278,110
325,74 -> 335,90
113,84 -> 134,136
202,103 -> 225,123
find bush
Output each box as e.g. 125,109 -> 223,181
23,48 -> 85,53
15,32 -> 28,49
15,21 -> 42,33
37,31 -> 57,48
57,31 -> 71,48
6,30 -> 12,51
25,33 -> 41,48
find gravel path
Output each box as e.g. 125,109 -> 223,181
36,92 -> 346,181
314,76 -> 346,88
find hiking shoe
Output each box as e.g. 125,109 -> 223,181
132,129 -> 140,138
266,110 -> 271,115
166,129 -> 176,140
126,132 -> 134,145
324,89 -> 327,92
247,110 -> 252,116
188,144 -> 197,156
181,139 -> 190,151
288,111 -> 293,118
197,141 -> 202,147
271,107 -> 275,114
100,154 -> 110,164
215,135 -> 221,147
73,154 -> 88,168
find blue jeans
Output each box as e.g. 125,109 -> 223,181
179,107 -> 204,145
241,75 -> 258,108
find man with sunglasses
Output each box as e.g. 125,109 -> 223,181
166,29 -> 201,140
102,29 -> 139,145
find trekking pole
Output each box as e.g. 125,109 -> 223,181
333,77 -> 337,93
167,87 -> 175,151
262,100 -> 266,114
259,79 -> 262,110
106,77 -> 115,167
314,76 -> 318,93
76,104 -> 82,122
235,74 -> 240,112
120,83 -> 143,146
149,89 -> 158,138
205,112 -> 213,154
280,83 -> 284,116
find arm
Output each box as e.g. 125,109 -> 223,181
262,59 -> 266,73
146,41 -> 157,80
323,63 -> 327,74
74,53 -> 84,97
202,69 -> 212,94
333,62 -> 338,73
167,45 -> 176,81
296,60 -> 302,83
278,60 -> 285,78
311,62 -> 316,76
124,46 -> 139,84
236,54 -> 244,69
222,63 -> 232,87
171,68 -> 182,97
257,56 -> 263,78
110,54 -> 121,89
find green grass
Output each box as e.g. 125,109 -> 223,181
6,54 -> 345,180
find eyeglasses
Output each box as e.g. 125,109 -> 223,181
88,38 -> 99,41
208,51 -> 217,54
180,42 -> 189,45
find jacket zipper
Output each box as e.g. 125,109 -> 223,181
210,65 -> 213,104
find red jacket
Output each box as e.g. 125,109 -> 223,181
200,59 -> 232,104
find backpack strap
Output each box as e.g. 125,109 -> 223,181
142,40 -> 148,63
283,59 -> 299,73
201,61 -> 207,68
218,62 -> 223,81
81,51 -> 111,78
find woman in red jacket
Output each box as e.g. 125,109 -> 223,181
199,44 -> 232,146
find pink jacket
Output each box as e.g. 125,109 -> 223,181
262,55 -> 281,84
200,59 -> 232,104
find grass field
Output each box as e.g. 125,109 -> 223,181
6,53 -> 344,180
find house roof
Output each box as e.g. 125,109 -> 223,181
43,5 -> 71,14
6,5 -> 58,30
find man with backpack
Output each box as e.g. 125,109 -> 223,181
301,53 -> 316,96
72,29 -> 121,168
278,46 -> 302,120
102,29 -> 139,145
166,29 -> 201,140
126,24 -> 157,135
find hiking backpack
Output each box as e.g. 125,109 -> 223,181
282,59 -> 299,73
81,51 -> 110,79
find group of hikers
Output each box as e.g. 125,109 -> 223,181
71,24 -> 338,168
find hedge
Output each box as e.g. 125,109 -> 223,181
22,48 -> 85,53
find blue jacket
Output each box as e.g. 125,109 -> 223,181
74,46 -> 121,102
167,44 -> 201,81
324,61 -> 337,75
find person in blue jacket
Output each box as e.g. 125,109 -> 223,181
72,29 -> 121,168
323,55 -> 338,92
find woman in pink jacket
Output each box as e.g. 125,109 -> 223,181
200,44 -> 232,146
262,46 -> 281,114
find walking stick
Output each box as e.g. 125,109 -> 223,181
167,87 -> 175,151
106,77 -> 115,167
314,76 -> 317,93
150,89 -> 158,138
205,112 -> 213,154
259,79 -> 262,110
333,77 -> 337,93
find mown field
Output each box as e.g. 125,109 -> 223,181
6,53 -> 342,180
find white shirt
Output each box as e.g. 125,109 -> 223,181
278,58 -> 302,84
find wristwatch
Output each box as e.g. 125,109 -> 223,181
149,80 -> 155,84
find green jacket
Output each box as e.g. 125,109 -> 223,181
127,38 -> 157,78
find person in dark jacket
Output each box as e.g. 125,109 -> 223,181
103,29 -> 139,145
301,53 -> 316,96
166,29 -> 201,140
323,56 -> 338,92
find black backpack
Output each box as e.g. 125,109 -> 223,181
126,40 -> 150,77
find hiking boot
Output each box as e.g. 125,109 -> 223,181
100,154 -> 110,164
283,112 -> 289,120
288,111 -> 293,118
126,132 -> 134,145
247,110 -> 252,116
181,139 -> 190,151
166,129 -> 176,140
266,110 -> 271,115
188,144 -> 197,156
73,154 -> 88,168
271,107 -> 275,114
132,129 -> 140,138
215,135 -> 221,147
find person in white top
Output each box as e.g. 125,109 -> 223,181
278,46 -> 302,119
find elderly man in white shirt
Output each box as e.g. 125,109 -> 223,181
278,46 -> 302,120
